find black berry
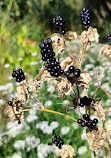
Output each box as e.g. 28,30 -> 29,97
8,101 -> 13,106
83,114 -> 90,121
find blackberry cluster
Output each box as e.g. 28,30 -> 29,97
77,114 -> 98,129
107,31 -> 111,45
79,96 -> 92,107
52,16 -> 66,35
52,135 -> 64,149
12,68 -> 25,83
39,38 -> 64,77
80,8 -> 91,29
64,65 -> 81,79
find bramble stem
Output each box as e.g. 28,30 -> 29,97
44,109 -> 77,122
20,108 -> 77,122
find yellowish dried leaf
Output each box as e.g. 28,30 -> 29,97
81,27 -> 99,50
51,33 -> 65,55
17,83 -> 29,103
100,44 -> 111,58
26,78 -> 40,92
55,77 -> 73,97
77,71 -> 91,90
61,57 -> 74,71
57,145 -> 76,158
86,126 -> 106,151
64,31 -> 77,40
92,99 -> 105,120
35,65 -> 55,81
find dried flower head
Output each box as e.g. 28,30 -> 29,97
92,99 -> 105,121
56,145 -> 76,158
64,31 -> 77,40
26,78 -> 40,92
77,71 -> 91,90
86,126 -> 106,151
81,27 -> 99,50
60,57 -> 74,71
100,44 -> 111,58
17,83 -> 29,103
4,99 -> 24,121
55,77 -> 73,97
35,65 -> 55,81
51,33 -> 65,55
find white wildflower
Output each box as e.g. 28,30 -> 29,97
25,135 -> 40,151
8,152 -> 22,158
47,85 -> 55,93
32,52 -> 37,56
72,123 -> 79,130
14,140 -> 25,150
36,121 -> 59,134
44,100 -> 53,107
61,126 -> 70,135
78,146 -> 88,155
4,63 -> 10,68
81,129 -> 87,140
6,121 -> 30,138
37,144 -> 56,158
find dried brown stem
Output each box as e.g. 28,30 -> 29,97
66,46 -> 79,67
92,83 -> 101,100
100,86 -> 111,98
79,41 -> 88,69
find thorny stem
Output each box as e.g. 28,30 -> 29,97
66,46 -> 79,67
79,41 -> 88,69
20,108 -> 77,122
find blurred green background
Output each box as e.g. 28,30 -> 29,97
0,0 -> 111,158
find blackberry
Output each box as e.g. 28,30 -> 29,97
107,31 -> 111,45
74,69 -> 80,78
83,114 -> 90,121
80,8 -> 91,29
8,101 -> 13,106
